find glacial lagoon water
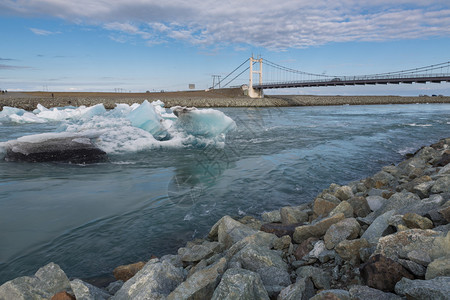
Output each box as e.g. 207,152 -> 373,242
0,102 -> 449,284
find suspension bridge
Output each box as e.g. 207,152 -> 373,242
212,57 -> 450,98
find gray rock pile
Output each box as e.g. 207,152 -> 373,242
1,138 -> 449,299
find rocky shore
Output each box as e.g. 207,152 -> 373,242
1,89 -> 450,110
0,138 -> 449,300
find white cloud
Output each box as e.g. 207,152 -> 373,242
29,27 -> 61,35
2,1 -> 449,49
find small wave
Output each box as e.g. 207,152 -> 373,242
406,123 -> 432,127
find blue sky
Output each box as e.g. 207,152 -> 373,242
1,0 -> 450,95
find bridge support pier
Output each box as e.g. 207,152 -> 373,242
248,56 -> 264,98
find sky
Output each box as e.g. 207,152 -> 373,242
1,0 -> 450,95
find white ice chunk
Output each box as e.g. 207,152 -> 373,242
0,106 -> 26,119
32,104 -> 50,114
9,112 -> 47,123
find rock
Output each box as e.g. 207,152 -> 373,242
376,191 -> 420,217
440,205 -> 450,223
438,163 -> 450,175
335,238 -> 369,265
329,201 -> 354,218
277,277 -> 315,300
360,210 -> 396,245
293,213 -> 345,244
238,216 -> 262,230
397,259 -> 426,277
273,235 -> 291,250
231,244 -> 287,272
397,193 -> 446,217
4,136 -> 108,163
257,266 -> 291,297
334,186 -> 354,201
324,218 -> 360,249
359,245 -> 376,263
113,262 -> 146,282
372,171 -> 396,188
187,260 -> 208,277
309,289 -> 351,300
413,181 -> 435,198
373,229 -> 447,262
307,240 -> 326,260
51,292 -> 76,300
178,241 -> 221,262
294,237 -> 319,260
209,216 -> 259,249
395,276 -> 450,299
262,210 -> 281,223
431,175 -> 450,193
313,197 -> 339,219
0,262 -> 72,300
360,254 -> 414,292
167,258 -> 227,300
225,231 -> 278,260
211,268 -> 269,300
111,259 -> 185,299
425,257 -> 450,280
105,281 -> 124,295
366,196 -> 386,212
70,279 -> 110,300
347,196 -> 371,218
280,206 -> 309,225
348,285 -> 402,300
260,223 -> 302,238
296,266 -> 331,290
402,213 -> 433,229
406,250 -> 432,266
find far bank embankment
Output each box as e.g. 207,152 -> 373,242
1,89 -> 450,110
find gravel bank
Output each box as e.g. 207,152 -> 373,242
1,89 -> 449,110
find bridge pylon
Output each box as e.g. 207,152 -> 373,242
248,56 -> 264,98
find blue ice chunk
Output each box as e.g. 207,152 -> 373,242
127,100 -> 167,138
172,107 -> 236,138
80,104 -> 107,119
0,106 -> 26,119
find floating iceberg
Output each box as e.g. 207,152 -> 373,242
0,100 -> 236,162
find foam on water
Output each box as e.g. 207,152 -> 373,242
0,100 -> 236,158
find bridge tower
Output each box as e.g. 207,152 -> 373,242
248,56 -> 264,98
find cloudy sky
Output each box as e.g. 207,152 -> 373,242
1,0 -> 450,95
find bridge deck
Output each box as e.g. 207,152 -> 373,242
254,76 -> 450,89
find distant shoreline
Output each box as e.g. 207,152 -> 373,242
1,89 -> 450,110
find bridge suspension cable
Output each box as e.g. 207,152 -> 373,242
211,58 -> 250,89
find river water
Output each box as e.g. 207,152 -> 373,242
0,103 -> 449,284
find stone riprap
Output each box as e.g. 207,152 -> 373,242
0,138 -> 449,299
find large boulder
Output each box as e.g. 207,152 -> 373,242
293,213 -> 345,244
70,279 -> 110,300
167,258 -> 227,300
431,175 -> 450,193
261,210 -> 281,223
360,254 -> 414,292
329,201 -> 354,218
280,206 -> 309,225
402,213 -> 433,229
277,277 -> 315,300
395,276 -> 450,299
425,256 -> 450,280
0,263 -> 72,300
111,259 -> 185,299
373,229 -> 448,262
324,218 -> 360,249
334,186 -> 354,201
211,268 -> 269,300
113,262 -> 146,282
335,238 -> 369,265
360,210 -> 396,245
231,244 -> 287,272
375,191 -> 420,217
296,266 -> 331,290
348,285 -> 402,300
313,197 -> 339,219
347,196 -> 371,218
178,241 -> 221,263
209,216 -> 259,249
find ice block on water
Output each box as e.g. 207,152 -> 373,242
127,100 -> 168,139
171,106 -> 236,138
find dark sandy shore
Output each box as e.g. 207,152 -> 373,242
1,88 -> 449,110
